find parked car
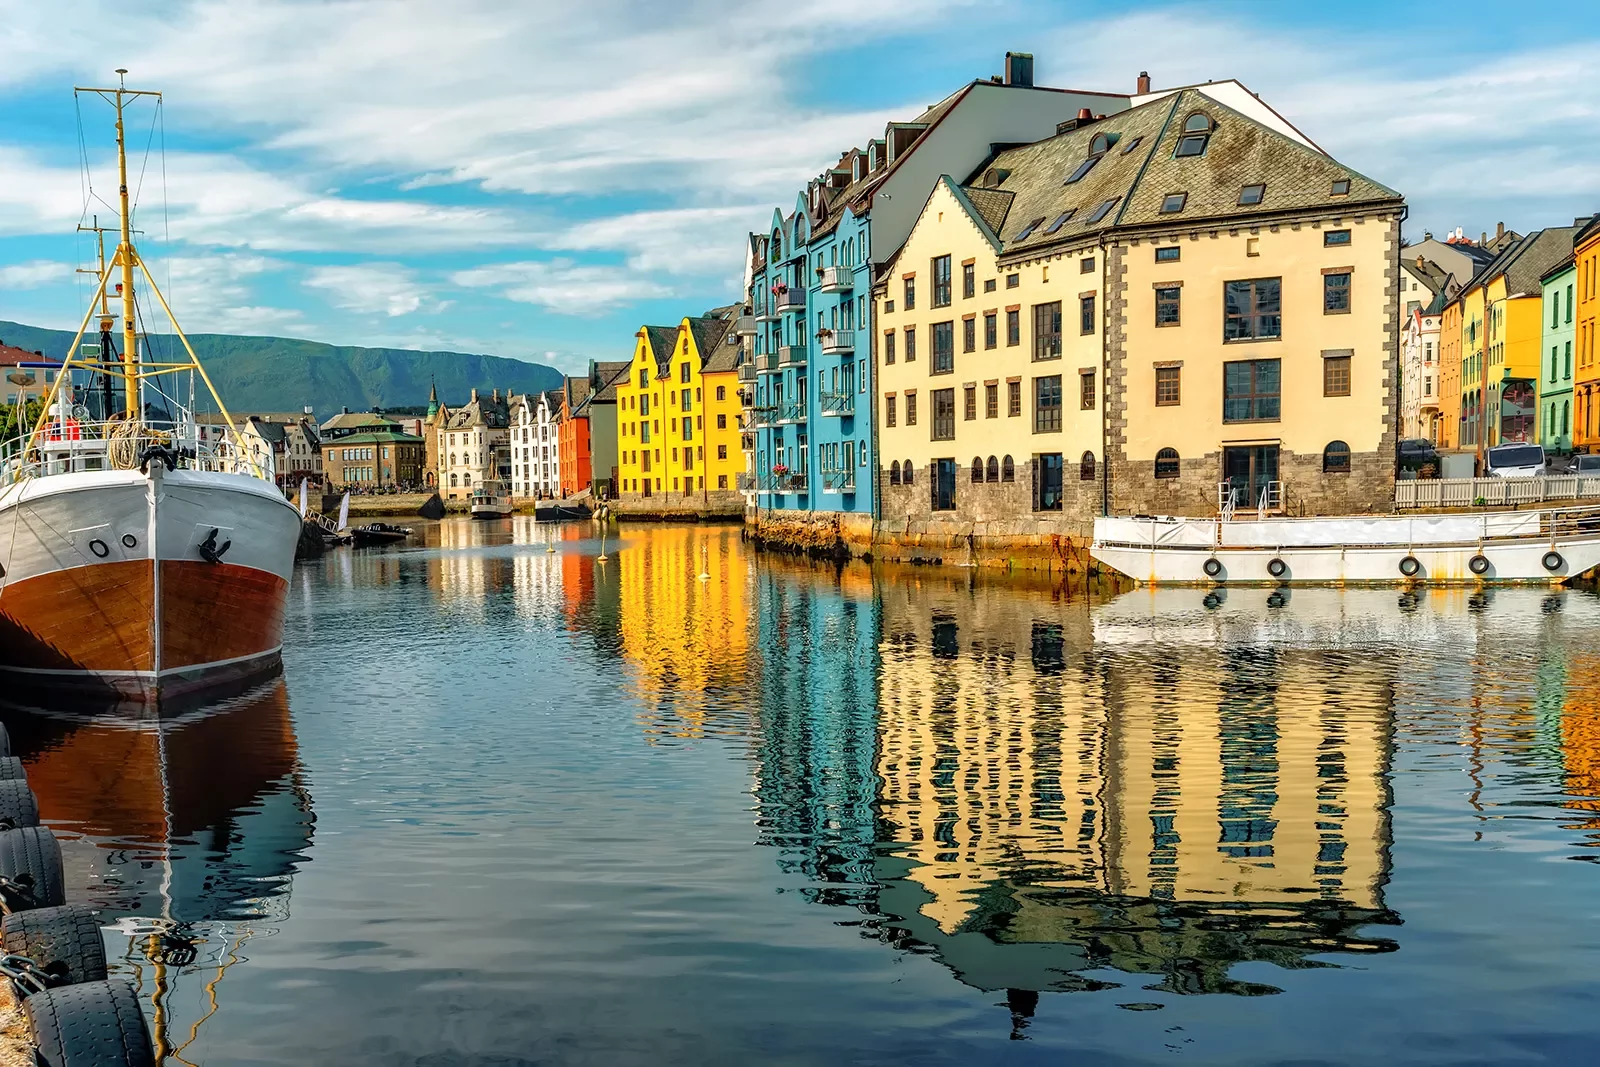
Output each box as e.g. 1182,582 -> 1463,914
1397,438 -> 1440,473
1568,453 -> 1600,476
1484,443 -> 1547,478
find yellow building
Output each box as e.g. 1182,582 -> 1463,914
877,87 -> 1406,527
615,309 -> 745,509
1572,218 -> 1600,449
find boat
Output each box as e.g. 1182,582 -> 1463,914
350,521 -> 410,547
470,483 -> 512,520
0,72 -> 300,705
1091,504 -> 1600,586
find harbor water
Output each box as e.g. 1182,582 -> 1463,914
8,518 -> 1600,1065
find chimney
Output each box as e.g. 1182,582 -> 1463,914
1423,231 -> 1433,240
1004,51 -> 1034,88
470,388 -> 478,402
1496,221 -> 1505,239
1136,70 -> 1151,94
492,388 -> 499,402
1416,255 -> 1425,271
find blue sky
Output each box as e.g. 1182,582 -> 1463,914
1,0 -> 1597,375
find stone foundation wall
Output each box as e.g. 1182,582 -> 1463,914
1110,447 -> 1395,517
747,509 -> 874,558
614,488 -> 743,521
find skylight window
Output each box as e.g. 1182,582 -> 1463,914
1121,136 -> 1144,154
1065,156 -> 1100,184
1045,209 -> 1076,235
1160,192 -> 1186,214
1174,113 -> 1214,158
1086,198 -> 1120,223
1331,178 -> 1351,196
1015,216 -> 1047,241
1238,184 -> 1266,206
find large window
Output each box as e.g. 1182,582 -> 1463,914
1006,309 -> 1021,347
1324,271 -> 1352,314
932,321 -> 954,374
1034,375 -> 1063,433
984,312 -> 998,349
1224,277 -> 1282,341
1156,286 -> 1181,326
963,317 -> 975,353
1155,365 -> 1181,406
931,388 -> 956,440
1036,453 -> 1063,511
1223,359 -> 1281,423
932,255 -> 952,307
932,458 -> 956,511
1033,302 -> 1062,361
1323,352 -> 1352,397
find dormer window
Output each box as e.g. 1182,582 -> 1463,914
1066,134 -> 1113,184
1238,184 -> 1266,206
1090,132 -> 1111,156
1331,178 -> 1351,196
1015,216 -> 1047,241
1175,113 -> 1214,157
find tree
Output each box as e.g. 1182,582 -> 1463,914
0,399 -> 45,446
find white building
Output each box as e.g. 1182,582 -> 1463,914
437,389 -> 510,501
510,390 -> 562,500
1399,256 -> 1457,442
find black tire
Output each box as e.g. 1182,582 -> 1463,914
3,905 -> 107,986
1203,557 -> 1224,579
0,826 -> 65,910
1267,557 -> 1288,579
1542,550 -> 1564,573
25,979 -> 155,1067
0,779 -> 40,829
0,756 -> 25,780
1469,554 -> 1491,576
0,721 -> 10,757
1399,555 -> 1421,577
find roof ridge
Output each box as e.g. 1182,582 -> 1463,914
1110,91 -> 1184,229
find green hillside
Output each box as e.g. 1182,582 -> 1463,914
0,320 -> 563,418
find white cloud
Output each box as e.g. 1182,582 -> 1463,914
304,263 -> 440,317
0,260 -> 71,289
452,259 -> 669,313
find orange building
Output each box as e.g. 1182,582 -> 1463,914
1576,217 -> 1600,449
1437,300 -> 1463,450
558,375 -> 591,498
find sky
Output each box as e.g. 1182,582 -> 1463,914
1,0 -> 1597,375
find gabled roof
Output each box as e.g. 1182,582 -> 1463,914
320,410 -> 400,433
1463,223 -> 1586,301
584,360 -> 632,407
1541,251 -> 1577,284
244,417 -> 288,445
440,394 -> 509,430
641,325 -> 678,368
320,428 -> 422,446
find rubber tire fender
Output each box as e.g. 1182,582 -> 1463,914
3,904 -> 108,986
0,826 -> 66,910
1267,557 -> 1288,579
0,721 -> 10,757
24,978 -> 155,1067
1202,557 -> 1224,579
1469,554 -> 1491,576
0,779 -> 41,829
1542,550 -> 1564,573
1399,555 -> 1421,578
0,756 -> 26,780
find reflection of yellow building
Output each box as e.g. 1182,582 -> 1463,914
1564,651 -> 1600,830
616,525 -> 750,736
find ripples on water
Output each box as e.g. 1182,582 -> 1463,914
7,517 -> 1600,1065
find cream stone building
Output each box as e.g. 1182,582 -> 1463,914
437,389 -> 510,501
875,87 -> 1404,540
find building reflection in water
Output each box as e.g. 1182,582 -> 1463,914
3,680 -> 313,1063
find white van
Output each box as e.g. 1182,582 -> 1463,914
1484,443 -> 1546,478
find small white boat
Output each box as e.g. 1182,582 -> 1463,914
469,484 -> 512,520
1091,505 -> 1600,586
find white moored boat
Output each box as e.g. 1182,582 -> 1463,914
0,73 -> 301,705
469,483 -> 512,520
1091,506 -> 1600,587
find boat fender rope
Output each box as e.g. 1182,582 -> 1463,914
1202,557 -> 1224,579
138,444 -> 178,474
1542,550 -> 1564,573
1267,557 -> 1288,579
1469,553 -> 1491,576
1399,555 -> 1421,577
198,527 -> 231,565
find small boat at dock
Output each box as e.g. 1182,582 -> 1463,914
470,483 -> 512,520
349,522 -> 410,547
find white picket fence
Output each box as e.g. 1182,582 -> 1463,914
1395,475 -> 1600,509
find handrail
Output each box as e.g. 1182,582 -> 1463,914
2,418 -> 274,484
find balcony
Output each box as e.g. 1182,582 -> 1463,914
821,467 -> 856,493
757,350 -> 782,373
777,401 -> 807,425
778,344 -> 807,368
819,390 -> 854,417
737,363 -> 755,383
818,329 -> 854,355
759,471 -> 809,494
755,305 -> 778,324
734,314 -> 757,336
775,288 -> 806,314
819,265 -> 855,293
736,471 -> 758,492
748,406 -> 777,429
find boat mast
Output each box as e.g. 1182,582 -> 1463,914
112,69 -> 139,419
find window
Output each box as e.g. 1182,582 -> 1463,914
932,458 -> 956,511
932,388 -> 955,440
1331,178 -> 1351,196
932,322 -> 954,373
1324,272 -> 1351,314
1080,294 -> 1096,335
1045,210 -> 1075,235
971,456 -> 984,484
1002,455 -> 1015,481
1033,302 -> 1062,360
1160,192 -> 1186,214
1155,365 -> 1181,406
1324,229 -> 1352,247
986,455 -> 999,482
1064,157 -> 1099,184
1567,284 -> 1574,323
985,383 -> 998,418
932,255 -> 952,307
964,385 -> 976,420
905,326 -> 916,362
1080,370 -> 1096,410
1016,216 -> 1047,240
884,331 -> 896,364
1323,440 -> 1351,473
1081,257 -> 1095,274
1036,453 -> 1063,511
963,317 -> 976,353
680,363 -> 691,383
1224,278 -> 1282,341
718,444 -> 727,460
1238,184 -> 1265,205
1006,273 -> 1020,289
889,460 -> 901,485
1080,451 -> 1096,481
984,312 -> 997,349
1324,352 -> 1352,396
1223,359 -> 1281,422
904,277 -> 915,310
1156,286 -> 1181,326
902,460 -> 914,486
1087,198 -> 1119,223
906,392 -> 917,426
886,394 -> 897,427
1008,380 -> 1022,417
1175,112 -> 1214,157
1034,375 -> 1063,432
1007,309 -> 1021,346
962,262 -> 975,299
717,413 -> 727,429
984,279 -> 997,293
1121,136 -> 1144,154
638,369 -> 648,388
1155,448 -> 1180,479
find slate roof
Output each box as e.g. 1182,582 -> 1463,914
1461,223 -> 1586,301
587,360 -> 633,405
440,395 -> 509,430
320,429 -> 422,446
244,417 -> 288,445
320,411 -> 400,434
1540,251 -> 1577,284
641,325 -> 678,372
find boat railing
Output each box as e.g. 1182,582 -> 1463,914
1396,475 -> 1600,509
0,419 -> 274,485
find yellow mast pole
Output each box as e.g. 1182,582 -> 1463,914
113,69 -> 139,419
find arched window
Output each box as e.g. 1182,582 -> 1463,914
1175,112 -> 1214,158
986,455 -> 999,483
772,229 -> 782,259
1080,451 -> 1096,481
449,473 -> 457,487
890,460 -> 901,486
1563,400 -> 1570,436
971,456 -> 985,484
1323,440 -> 1351,473
449,453 -> 456,465
464,473 -> 472,486
902,460 -> 914,487
1155,448 -> 1180,479
1090,132 -> 1111,157
1001,455 -> 1015,482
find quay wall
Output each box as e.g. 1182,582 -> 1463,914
614,489 -> 744,523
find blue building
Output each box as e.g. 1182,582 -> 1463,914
741,53 -> 1131,545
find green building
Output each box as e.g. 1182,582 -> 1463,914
1540,255 -> 1577,454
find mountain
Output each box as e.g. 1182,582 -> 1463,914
0,321 -> 564,418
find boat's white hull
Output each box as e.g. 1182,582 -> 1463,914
0,467 -> 301,703
470,503 -> 512,520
